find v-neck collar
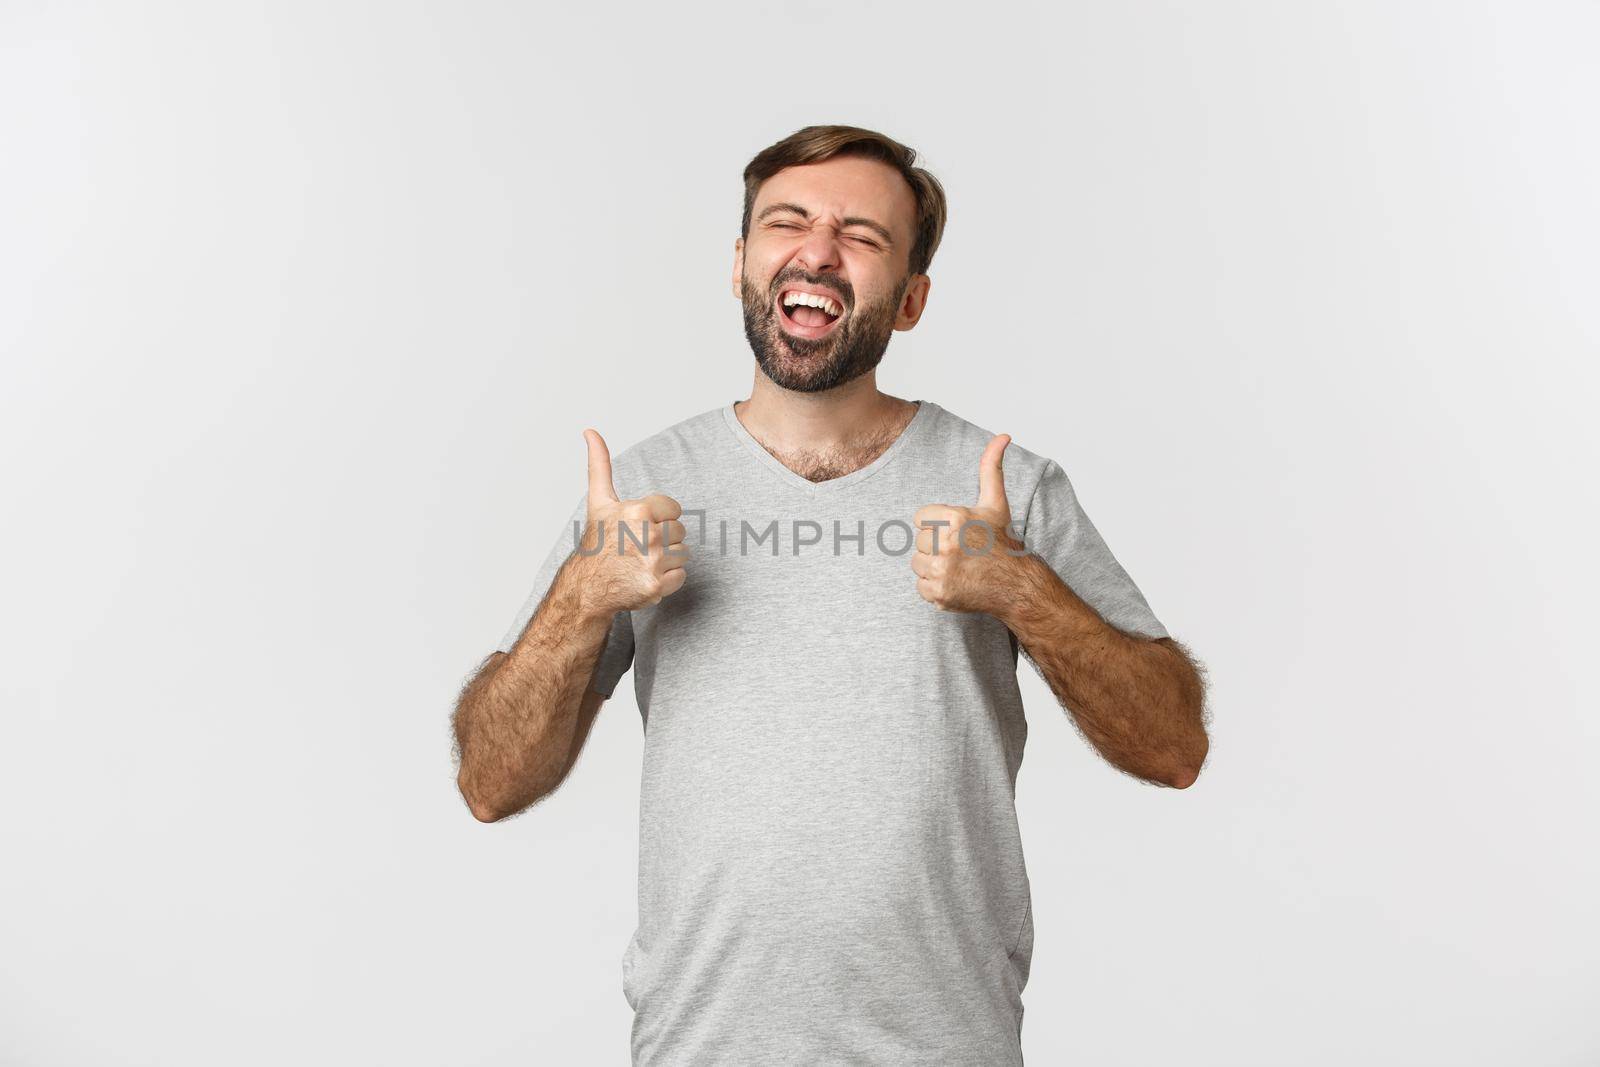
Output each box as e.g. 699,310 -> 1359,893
722,398 -> 936,494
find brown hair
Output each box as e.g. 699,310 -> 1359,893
740,125 -> 948,278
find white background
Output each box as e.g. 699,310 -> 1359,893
3,2 -> 1596,1064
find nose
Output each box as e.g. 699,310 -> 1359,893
792,221 -> 843,276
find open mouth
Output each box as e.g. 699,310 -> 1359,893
777,287 -> 845,338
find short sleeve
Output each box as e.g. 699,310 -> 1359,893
493,493 -> 636,698
1018,459 -> 1169,640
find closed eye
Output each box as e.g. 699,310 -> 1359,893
767,222 -> 881,248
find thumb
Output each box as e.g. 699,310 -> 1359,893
977,433 -> 1011,515
584,428 -> 620,506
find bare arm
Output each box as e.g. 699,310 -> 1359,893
451,557 -> 616,822
451,427 -> 689,823
1000,552 -> 1209,788
911,433 -> 1208,789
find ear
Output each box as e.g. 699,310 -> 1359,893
731,237 -> 744,299
893,273 -> 932,331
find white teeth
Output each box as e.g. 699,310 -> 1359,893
782,290 -> 842,316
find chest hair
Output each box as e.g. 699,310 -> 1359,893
753,405 -> 917,483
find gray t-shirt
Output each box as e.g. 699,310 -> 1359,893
494,399 -> 1168,1065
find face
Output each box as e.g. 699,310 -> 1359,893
733,155 -> 931,393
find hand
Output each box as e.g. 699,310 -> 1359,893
911,433 -> 1026,614
571,428 -> 689,613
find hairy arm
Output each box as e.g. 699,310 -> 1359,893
452,554 -> 617,822
1000,552 -> 1209,788
908,434 -> 1208,788
452,428 -> 687,822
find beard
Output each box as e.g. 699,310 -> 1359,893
740,268 -> 908,394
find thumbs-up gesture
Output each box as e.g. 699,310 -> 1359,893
911,433 -> 1026,613
572,429 -> 689,612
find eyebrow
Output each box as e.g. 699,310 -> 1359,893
756,202 -> 895,246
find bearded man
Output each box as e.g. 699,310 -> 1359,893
452,124 -> 1209,1065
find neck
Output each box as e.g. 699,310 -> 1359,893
735,367 -> 912,453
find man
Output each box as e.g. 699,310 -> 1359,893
452,124 -> 1209,1064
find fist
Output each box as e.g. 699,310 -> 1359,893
911,433 -> 1026,614
572,428 -> 689,612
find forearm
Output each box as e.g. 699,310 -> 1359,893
453,554 -> 615,820
998,553 -> 1208,788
